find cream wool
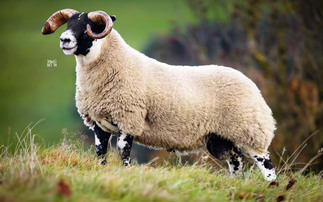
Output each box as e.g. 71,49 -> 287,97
42,9 -> 277,181
75,29 -> 276,154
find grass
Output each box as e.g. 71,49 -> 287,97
0,125 -> 322,201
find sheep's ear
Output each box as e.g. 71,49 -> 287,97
110,15 -> 116,22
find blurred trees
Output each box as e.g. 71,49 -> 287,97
144,0 -> 323,170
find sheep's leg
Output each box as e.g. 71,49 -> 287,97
94,122 -> 111,165
206,134 -> 244,178
226,147 -> 244,178
117,131 -> 134,167
250,151 -> 277,181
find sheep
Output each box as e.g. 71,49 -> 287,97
42,9 -> 277,181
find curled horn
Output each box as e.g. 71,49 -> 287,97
87,11 -> 114,39
42,9 -> 78,35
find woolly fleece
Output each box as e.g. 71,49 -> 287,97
75,29 -> 276,155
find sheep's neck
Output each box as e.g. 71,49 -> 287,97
74,29 -> 141,94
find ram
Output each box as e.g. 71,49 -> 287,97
42,9 -> 277,181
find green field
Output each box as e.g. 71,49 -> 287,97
0,130 -> 322,201
0,0 -> 195,145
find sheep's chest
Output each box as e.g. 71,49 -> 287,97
76,88 -> 118,133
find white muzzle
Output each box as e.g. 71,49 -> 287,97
60,30 -> 77,55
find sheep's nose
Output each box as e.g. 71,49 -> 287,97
60,37 -> 71,43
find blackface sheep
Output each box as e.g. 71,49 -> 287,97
42,9 -> 277,181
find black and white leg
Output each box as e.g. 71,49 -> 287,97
251,151 -> 277,181
226,147 -> 244,178
117,131 -> 134,167
206,134 -> 244,178
94,122 -> 111,165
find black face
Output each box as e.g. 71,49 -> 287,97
59,12 -> 116,56
66,12 -> 105,56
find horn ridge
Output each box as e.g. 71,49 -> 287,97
87,11 -> 113,39
42,9 -> 79,35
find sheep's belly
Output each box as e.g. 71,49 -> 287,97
134,130 -> 207,152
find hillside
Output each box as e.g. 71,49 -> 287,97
0,128 -> 322,201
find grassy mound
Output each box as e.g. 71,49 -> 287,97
0,127 -> 322,201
